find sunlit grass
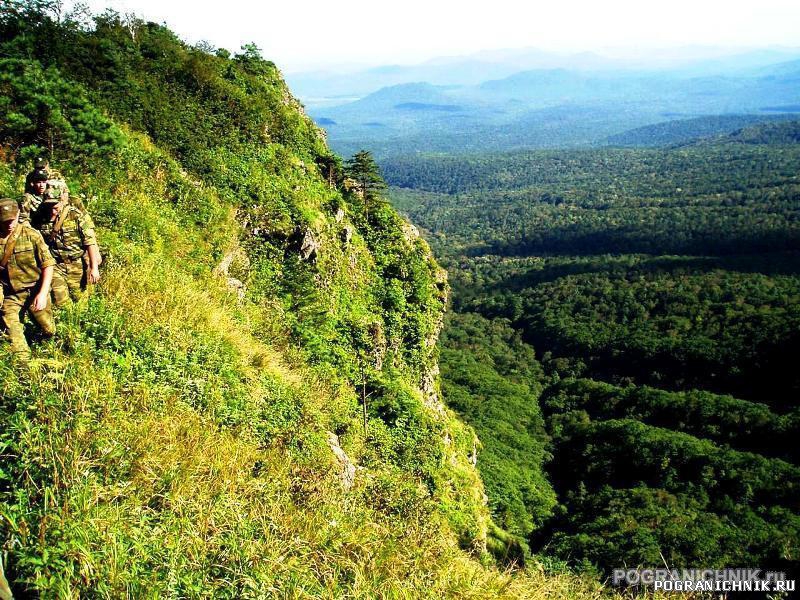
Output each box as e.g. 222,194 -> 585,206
0,106 -> 632,600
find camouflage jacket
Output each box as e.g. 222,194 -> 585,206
36,205 -> 98,263
0,222 -> 56,294
19,192 -> 44,223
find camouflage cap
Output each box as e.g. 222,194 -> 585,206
41,186 -> 64,205
29,169 -> 49,183
27,157 -> 51,182
0,198 -> 20,222
46,179 -> 69,198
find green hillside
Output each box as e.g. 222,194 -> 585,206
387,128 -> 800,574
0,5 -> 613,598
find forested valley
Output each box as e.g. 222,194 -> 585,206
386,122 -> 800,575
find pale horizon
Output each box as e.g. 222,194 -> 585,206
283,43 -> 800,75
65,0 -> 800,72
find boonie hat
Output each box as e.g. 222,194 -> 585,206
27,157 -> 50,183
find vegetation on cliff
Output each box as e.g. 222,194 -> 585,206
0,4 -> 613,597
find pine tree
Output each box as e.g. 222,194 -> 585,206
344,150 -> 387,217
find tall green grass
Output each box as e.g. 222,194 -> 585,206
0,130 -> 625,598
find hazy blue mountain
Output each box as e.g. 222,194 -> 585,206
288,60 -> 526,105
289,47 -> 800,110
474,62 -> 800,110
308,55 -> 800,159
748,58 -> 800,78
320,82 -> 465,116
669,49 -> 800,76
476,69 -> 668,107
286,48 -> 630,104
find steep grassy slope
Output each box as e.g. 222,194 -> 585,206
0,6 -> 614,598
0,144 -> 487,596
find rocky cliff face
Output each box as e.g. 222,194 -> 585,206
227,168 -> 491,550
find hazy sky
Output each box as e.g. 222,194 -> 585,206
69,0 -> 800,71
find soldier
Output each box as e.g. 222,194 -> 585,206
33,185 -> 101,307
0,198 -> 56,362
20,158 -> 50,223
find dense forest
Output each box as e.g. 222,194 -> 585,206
387,123 -> 800,575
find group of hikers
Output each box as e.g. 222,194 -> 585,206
0,159 -> 102,363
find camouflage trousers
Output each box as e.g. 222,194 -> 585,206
1,286 -> 55,360
51,259 -> 88,307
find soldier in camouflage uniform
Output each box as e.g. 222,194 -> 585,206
20,158 -> 50,223
0,198 -> 56,361
33,185 -> 101,307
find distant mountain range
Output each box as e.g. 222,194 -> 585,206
288,47 -> 800,104
295,51 -> 800,159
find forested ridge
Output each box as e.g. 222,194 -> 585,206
388,122 -> 800,575
602,114 -> 800,147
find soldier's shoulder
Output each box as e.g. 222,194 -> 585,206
67,204 -> 89,220
20,193 -> 40,216
73,203 -> 97,224
19,221 -> 47,240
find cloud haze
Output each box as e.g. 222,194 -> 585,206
69,0 -> 800,71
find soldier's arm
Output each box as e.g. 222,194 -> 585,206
86,244 -> 102,284
33,264 -> 53,312
31,228 -> 56,311
18,195 -> 31,223
78,209 -> 102,282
